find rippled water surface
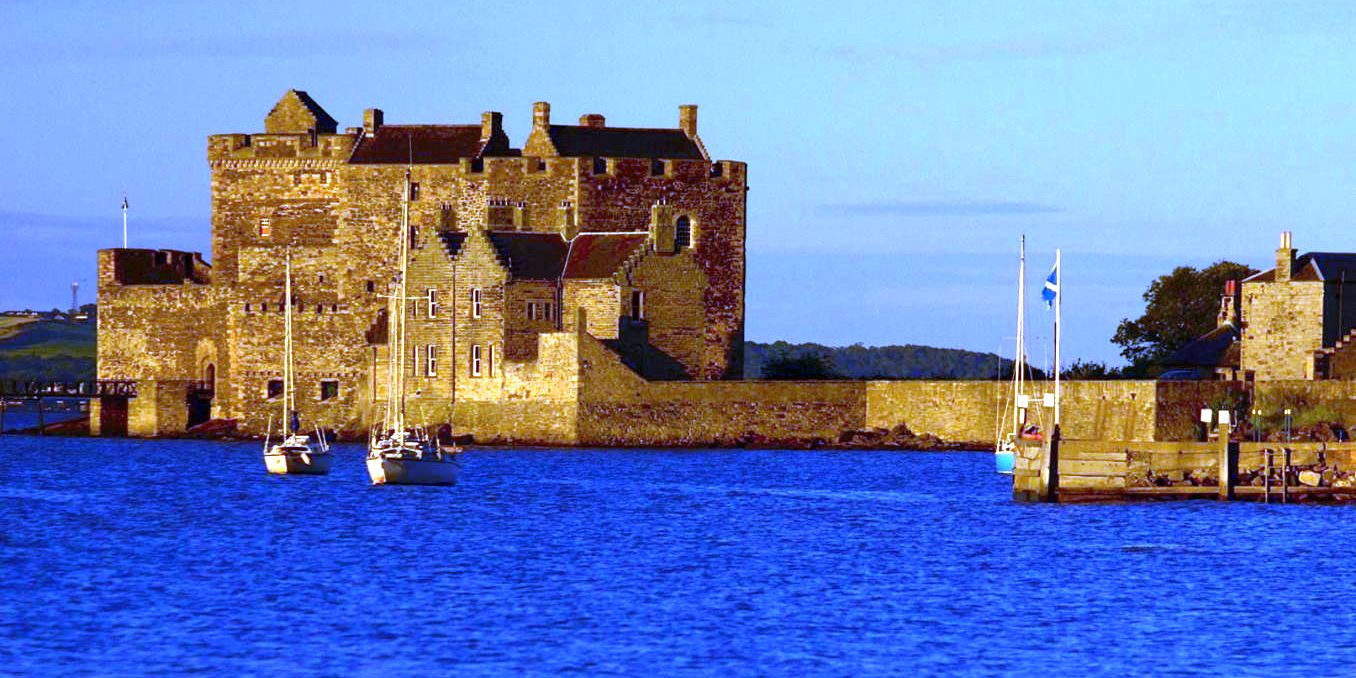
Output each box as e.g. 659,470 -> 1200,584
4,437 -> 1356,676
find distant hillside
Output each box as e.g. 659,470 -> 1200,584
0,319 -> 95,381
745,341 -> 1012,380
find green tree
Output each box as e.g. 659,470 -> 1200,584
1112,260 -> 1257,373
761,350 -> 841,380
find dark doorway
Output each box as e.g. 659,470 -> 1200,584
99,396 -> 128,437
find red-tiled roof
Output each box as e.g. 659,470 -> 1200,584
349,125 -> 512,164
546,125 -> 705,159
564,233 -> 649,278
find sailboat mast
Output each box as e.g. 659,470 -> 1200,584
1014,236 -> 1025,436
284,251 -> 293,431
395,169 -> 411,431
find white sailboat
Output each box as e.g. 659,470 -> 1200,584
995,236 -> 1028,474
264,252 -> 334,476
366,169 -> 461,486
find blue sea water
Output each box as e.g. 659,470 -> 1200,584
4,437 -> 1356,676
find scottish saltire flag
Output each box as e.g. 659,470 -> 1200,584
1042,261 -> 1059,308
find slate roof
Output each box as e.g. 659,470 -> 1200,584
545,125 -> 705,160
1244,252 -> 1356,283
1167,323 -> 1241,368
484,231 -> 650,280
487,232 -> 570,280
349,125 -> 513,164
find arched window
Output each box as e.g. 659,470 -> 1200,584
675,216 -> 692,251
204,364 -> 215,389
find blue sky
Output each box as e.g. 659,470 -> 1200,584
4,1 -> 1356,366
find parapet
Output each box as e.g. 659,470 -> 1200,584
99,249 -> 211,286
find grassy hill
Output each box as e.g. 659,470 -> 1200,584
0,319 -> 95,381
745,341 -> 1013,380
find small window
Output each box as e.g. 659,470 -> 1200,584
318,274 -> 326,284
330,304 -> 338,313
593,157 -> 608,175
544,301 -> 555,321
527,301 -> 538,320
244,303 -> 252,313
366,280 -> 376,293
259,218 -> 271,238
471,345 -> 482,377
631,290 -> 644,320
650,158 -> 665,176
320,380 -> 339,401
261,302 -> 268,313
709,163 -> 723,178
427,344 -> 438,376
428,288 -> 438,318
471,288 -> 483,318
675,216 -> 692,251
267,379 -> 284,399
316,304 -> 324,314
470,158 -> 484,173
408,182 -> 420,201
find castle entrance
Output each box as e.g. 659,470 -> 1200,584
186,364 -> 215,429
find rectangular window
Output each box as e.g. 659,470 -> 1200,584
527,301 -> 538,320
650,158 -> 665,176
266,378 -> 284,399
320,380 -> 339,401
471,288 -> 483,319
427,344 -> 438,377
428,288 -> 438,317
544,301 -> 555,321
471,344 -> 482,377
631,290 -> 645,320
408,182 -> 420,201
259,218 -> 271,238
593,157 -> 608,175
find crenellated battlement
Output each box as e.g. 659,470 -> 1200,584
99,249 -> 211,286
208,133 -> 357,163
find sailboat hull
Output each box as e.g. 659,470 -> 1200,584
366,456 -> 458,486
265,451 -> 334,476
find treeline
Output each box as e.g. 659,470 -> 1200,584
744,341 -> 1025,380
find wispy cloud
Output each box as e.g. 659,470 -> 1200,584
822,199 -> 1062,217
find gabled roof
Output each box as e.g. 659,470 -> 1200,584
349,125 -> 513,164
484,231 -> 651,280
1167,323 -> 1241,368
563,233 -> 649,278
544,125 -> 705,160
1244,252 -> 1356,283
265,89 -> 338,134
487,232 -> 569,280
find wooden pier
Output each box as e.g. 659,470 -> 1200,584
1013,429 -> 1356,503
0,380 -> 137,435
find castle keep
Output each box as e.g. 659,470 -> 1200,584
95,90 -> 747,439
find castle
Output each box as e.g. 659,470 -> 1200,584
94,90 -> 747,439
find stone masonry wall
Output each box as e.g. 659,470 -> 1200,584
1242,279 -> 1325,380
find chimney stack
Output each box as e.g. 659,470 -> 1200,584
579,114 -> 606,128
1276,231 -> 1295,282
533,102 -> 551,130
363,108 -> 384,137
481,111 -> 503,142
679,104 -> 698,136
1218,280 -> 1240,327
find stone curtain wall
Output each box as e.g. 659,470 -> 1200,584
1241,279 -> 1325,379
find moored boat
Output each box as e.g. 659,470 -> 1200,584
263,252 -> 334,475
366,167 -> 461,486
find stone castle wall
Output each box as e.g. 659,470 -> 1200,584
1241,279 -> 1325,380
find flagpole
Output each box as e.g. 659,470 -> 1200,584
1054,248 -> 1062,428
121,195 -> 128,248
